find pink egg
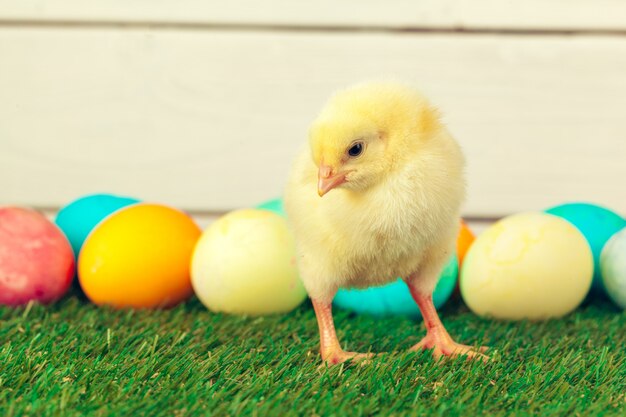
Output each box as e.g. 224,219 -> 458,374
0,207 -> 75,306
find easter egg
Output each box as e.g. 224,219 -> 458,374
0,207 -> 74,305
457,220 -> 475,266
333,254 -> 458,318
191,209 -> 307,315
600,228 -> 626,309
546,202 -> 626,292
256,198 -> 286,217
461,212 -> 593,320
55,193 -> 140,258
78,204 -> 201,308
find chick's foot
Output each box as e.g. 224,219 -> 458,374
312,298 -> 374,366
322,349 -> 373,365
407,285 -> 489,362
409,330 -> 489,362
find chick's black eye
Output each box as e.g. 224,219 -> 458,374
348,142 -> 364,157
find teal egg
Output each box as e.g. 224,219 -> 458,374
55,193 -> 140,258
256,198 -> 286,217
546,202 -> 626,292
333,254 -> 458,318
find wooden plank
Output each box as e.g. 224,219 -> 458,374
1,0 -> 626,32
1,28 -> 625,217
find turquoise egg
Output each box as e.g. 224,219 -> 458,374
333,254 -> 458,318
256,198 -> 286,217
546,202 -> 626,292
55,193 -> 140,258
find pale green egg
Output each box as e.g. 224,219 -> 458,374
600,228 -> 626,309
191,209 -> 307,315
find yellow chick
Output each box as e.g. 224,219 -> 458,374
284,82 -> 488,364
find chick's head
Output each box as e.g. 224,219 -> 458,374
309,82 -> 441,197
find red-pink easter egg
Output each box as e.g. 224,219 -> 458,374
0,207 -> 75,306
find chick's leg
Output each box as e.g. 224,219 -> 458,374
407,284 -> 489,361
312,299 -> 372,365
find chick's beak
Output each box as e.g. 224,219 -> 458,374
318,164 -> 347,197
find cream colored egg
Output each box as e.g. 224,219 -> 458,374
461,212 -> 593,320
191,209 -> 307,315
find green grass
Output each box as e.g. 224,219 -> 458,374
1,292 -> 625,417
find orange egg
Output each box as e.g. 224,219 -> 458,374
78,203 -> 201,308
457,220 -> 476,266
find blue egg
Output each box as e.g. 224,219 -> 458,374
256,198 -> 286,217
333,254 -> 458,318
546,202 -> 626,293
55,193 -> 140,258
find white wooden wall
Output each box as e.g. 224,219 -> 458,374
1,1 -> 625,221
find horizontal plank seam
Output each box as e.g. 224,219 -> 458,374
1,20 -> 626,36
26,205 -> 506,222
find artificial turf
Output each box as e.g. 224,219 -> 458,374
1,292 -> 624,417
